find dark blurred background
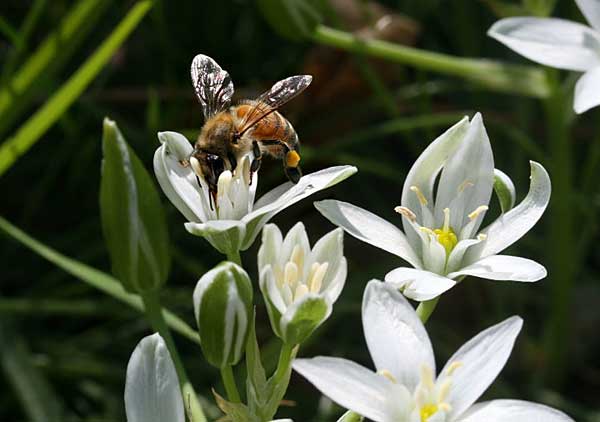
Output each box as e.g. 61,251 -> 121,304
1,0 -> 599,421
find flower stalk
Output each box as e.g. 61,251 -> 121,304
140,292 -> 207,422
220,365 -> 241,403
311,25 -> 551,98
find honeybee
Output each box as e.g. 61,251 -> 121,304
188,54 -> 312,201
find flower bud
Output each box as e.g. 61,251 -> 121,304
258,223 -> 347,345
193,262 -> 253,368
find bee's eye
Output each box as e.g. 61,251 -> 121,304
207,154 -> 225,178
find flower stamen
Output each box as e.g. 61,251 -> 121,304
468,205 -> 489,220
395,206 -> 417,222
410,186 -> 428,206
377,369 -> 398,383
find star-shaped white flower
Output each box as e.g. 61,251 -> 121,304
153,131 -> 356,254
316,114 -> 550,301
259,222 -> 347,344
293,281 -> 574,422
488,0 -> 600,113
124,333 -> 292,422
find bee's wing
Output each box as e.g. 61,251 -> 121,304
238,75 -> 312,136
191,54 -> 234,120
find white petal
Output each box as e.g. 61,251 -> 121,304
488,17 -> 600,71
310,228 -> 345,289
241,165 -> 357,250
448,255 -> 546,282
292,357 -> 407,422
446,239 -> 482,274
315,200 -> 421,268
280,222 -> 310,268
260,265 -> 287,314
576,0 -> 600,31
153,134 -> 213,222
362,281 -> 435,390
574,66 -> 600,113
184,220 -> 246,255
434,113 -> 494,232
459,399 -> 574,422
385,267 -> 456,301
322,257 -> 347,304
438,316 -> 523,420
422,235 -> 447,275
258,224 -> 284,271
469,161 -> 551,259
125,333 -> 184,422
401,117 -> 470,246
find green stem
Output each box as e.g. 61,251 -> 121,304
542,71 -> 574,387
311,25 -> 550,98
141,292 -> 207,422
226,249 -> 242,266
415,297 -> 440,324
272,342 -> 295,384
220,365 -> 241,403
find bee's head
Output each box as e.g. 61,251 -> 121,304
190,149 -> 225,199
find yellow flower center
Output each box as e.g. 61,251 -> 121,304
434,207 -> 457,255
420,403 -> 439,422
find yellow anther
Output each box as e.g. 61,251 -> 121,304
458,180 -> 474,193
468,205 -> 489,220
439,403 -> 452,412
377,369 -> 398,383
294,283 -> 309,301
446,361 -> 463,375
477,233 -> 487,241
309,262 -> 328,293
395,206 -> 417,222
420,404 -> 439,422
286,150 -> 301,168
290,245 -> 305,276
437,379 -> 452,403
410,186 -> 429,206
284,262 -> 299,287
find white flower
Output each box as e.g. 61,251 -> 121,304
258,222 -> 347,344
488,0 -> 600,113
293,281 -> 574,422
316,114 -> 550,301
124,333 -> 293,422
153,131 -> 356,254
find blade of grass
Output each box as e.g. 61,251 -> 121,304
0,0 -> 48,84
312,25 -> 551,98
0,0 -> 153,177
0,320 -> 64,422
0,215 -> 200,346
0,0 -> 111,137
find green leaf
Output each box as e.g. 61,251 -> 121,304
523,0 -> 557,16
0,320 -> 65,422
0,215 -> 199,346
100,118 -> 170,293
337,411 -> 364,422
245,313 -> 268,417
0,0 -> 111,137
257,0 -> 322,41
493,168 -> 516,213
213,389 -> 258,422
0,0 -> 152,177
281,296 -> 328,345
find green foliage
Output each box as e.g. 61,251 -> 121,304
100,118 -> 170,293
257,0 -> 322,41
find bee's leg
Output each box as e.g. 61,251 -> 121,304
258,139 -> 302,183
227,151 -> 238,172
250,140 -> 262,173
